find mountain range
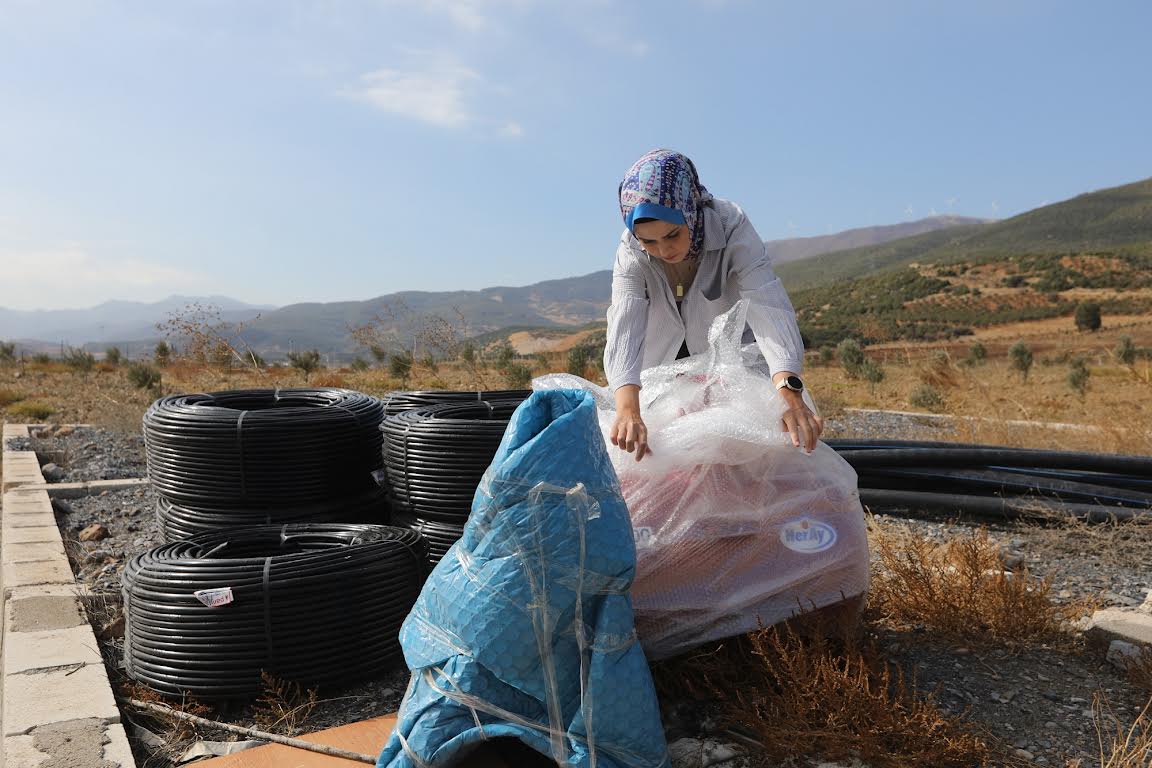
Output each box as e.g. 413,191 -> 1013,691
0,216 -> 985,357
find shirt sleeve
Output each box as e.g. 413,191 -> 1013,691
604,236 -> 650,391
724,205 -> 806,375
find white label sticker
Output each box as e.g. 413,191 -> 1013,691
780,519 -> 838,554
193,587 -> 234,607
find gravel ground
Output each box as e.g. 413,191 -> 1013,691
5,416 -> 1151,768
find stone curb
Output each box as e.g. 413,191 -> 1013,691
2,423 -> 137,767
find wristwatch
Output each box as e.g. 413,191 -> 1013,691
775,375 -> 804,393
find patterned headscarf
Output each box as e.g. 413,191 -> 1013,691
618,149 -> 709,260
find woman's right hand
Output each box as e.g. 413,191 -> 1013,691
611,384 -> 650,461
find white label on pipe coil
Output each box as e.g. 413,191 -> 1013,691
194,587 -> 235,607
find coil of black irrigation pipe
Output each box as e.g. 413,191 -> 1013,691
382,389 -> 530,416
155,487 -> 388,541
381,399 -> 525,563
122,524 -> 427,699
143,388 -> 386,508
824,439 -> 1152,523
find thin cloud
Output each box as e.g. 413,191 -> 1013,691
0,245 -> 208,310
344,59 -> 481,126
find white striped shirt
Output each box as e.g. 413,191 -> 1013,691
604,197 -> 805,391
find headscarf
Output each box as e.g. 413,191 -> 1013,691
618,149 -> 709,260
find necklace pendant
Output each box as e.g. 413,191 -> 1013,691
676,283 -> 684,298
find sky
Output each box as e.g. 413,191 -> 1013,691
1,0 -> 1150,311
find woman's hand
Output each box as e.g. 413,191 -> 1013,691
611,384 -> 651,461
777,387 -> 824,453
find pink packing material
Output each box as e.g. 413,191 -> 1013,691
534,300 -> 869,660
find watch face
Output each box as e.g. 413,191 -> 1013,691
785,375 -> 804,391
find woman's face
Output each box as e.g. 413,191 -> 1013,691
633,219 -> 691,263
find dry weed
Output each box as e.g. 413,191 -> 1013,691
654,628 -> 1006,768
868,522 -> 1091,646
123,682 -> 214,742
1013,511 -> 1152,572
0,388 -> 26,407
1092,691 -> 1152,768
251,671 -> 319,735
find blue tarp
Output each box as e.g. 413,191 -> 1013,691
377,389 -> 671,768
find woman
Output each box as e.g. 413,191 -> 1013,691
605,148 -> 822,459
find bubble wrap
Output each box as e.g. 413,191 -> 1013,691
536,301 -> 870,660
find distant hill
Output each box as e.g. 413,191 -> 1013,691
783,176 -> 1152,347
767,216 -> 988,265
0,296 -> 272,348
778,177 -> 1152,291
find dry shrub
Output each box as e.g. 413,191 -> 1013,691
1091,691 -> 1152,768
868,523 -> 1089,646
917,350 -> 959,388
251,671 -> 319,735
654,628 -> 1003,768
0,388 -> 25,407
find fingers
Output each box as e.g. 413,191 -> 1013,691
611,416 -> 650,461
783,406 -> 821,453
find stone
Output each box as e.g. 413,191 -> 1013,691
54,425 -> 75,437
40,462 -> 65,482
1106,640 -> 1144,670
98,614 -> 126,640
1014,749 -> 1035,761
78,523 -> 110,542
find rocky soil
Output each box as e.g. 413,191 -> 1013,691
6,419 -> 1151,767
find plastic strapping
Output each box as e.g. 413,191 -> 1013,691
262,556 -> 276,670
235,410 -> 249,501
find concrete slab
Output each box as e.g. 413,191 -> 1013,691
7,718 -> 123,768
3,733 -> 50,767
5,624 -> 102,673
1,526 -> 64,545
2,541 -> 68,565
1,424 -> 32,442
101,722 -> 135,767
4,665 -> 120,736
1,452 -> 45,492
7,593 -> 85,633
1086,607 -> 1152,647
1,513 -> 58,531
2,558 -> 75,589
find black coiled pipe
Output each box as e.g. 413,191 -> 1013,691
143,388 -> 385,507
156,491 -> 389,541
382,389 -> 530,416
122,524 -> 427,698
381,400 -> 522,523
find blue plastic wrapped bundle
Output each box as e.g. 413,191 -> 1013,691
377,389 -> 671,768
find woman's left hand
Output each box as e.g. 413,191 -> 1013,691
777,388 -> 824,453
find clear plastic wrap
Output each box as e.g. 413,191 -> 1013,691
535,300 -> 870,660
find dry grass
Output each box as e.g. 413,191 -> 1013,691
867,521 -> 1093,647
0,388 -> 25,407
654,628 -> 1008,768
1013,511 -> 1152,573
251,672 -> 320,736
1090,692 -> 1152,768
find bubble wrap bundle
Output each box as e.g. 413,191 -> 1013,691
377,389 -> 670,768
536,300 -> 870,660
